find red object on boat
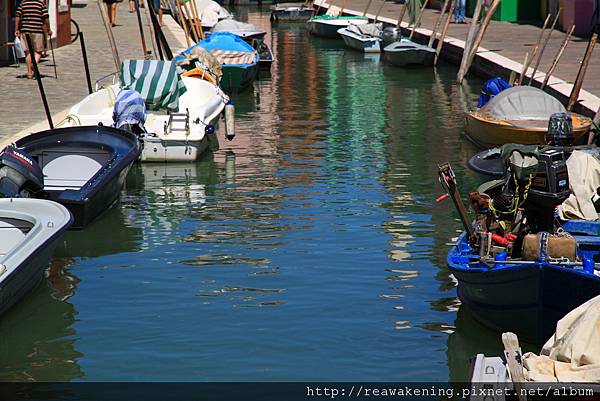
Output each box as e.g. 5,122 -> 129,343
492,234 -> 511,246
436,193 -> 450,203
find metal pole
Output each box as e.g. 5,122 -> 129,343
148,0 -> 173,59
79,32 -> 93,94
147,1 -> 166,60
26,33 -> 53,129
134,0 -> 149,57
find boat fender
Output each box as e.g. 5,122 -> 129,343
225,102 -> 235,141
494,252 -> 508,269
205,124 -> 220,152
583,257 -> 595,274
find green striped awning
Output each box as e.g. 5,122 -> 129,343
119,60 -> 187,111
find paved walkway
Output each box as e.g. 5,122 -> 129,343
0,0 -> 185,141
325,0 -> 600,118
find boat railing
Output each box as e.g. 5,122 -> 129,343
95,72 -> 119,92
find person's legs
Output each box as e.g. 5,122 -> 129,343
24,50 -> 33,77
459,0 -> 466,22
158,8 -> 163,25
111,3 -> 117,25
129,0 -> 135,12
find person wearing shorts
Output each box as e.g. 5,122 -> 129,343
104,0 -> 119,27
14,0 -> 51,79
151,0 -> 163,26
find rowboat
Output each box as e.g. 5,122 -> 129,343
67,60 -> 228,161
439,156 -> 600,345
307,15 -> 369,38
383,39 -> 435,66
337,23 -> 383,53
166,0 -> 231,30
13,126 -> 140,229
448,225 -> 600,346
0,198 -> 72,316
465,86 -> 593,148
197,32 -> 260,92
270,3 -> 314,21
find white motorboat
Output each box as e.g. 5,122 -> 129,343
307,15 -> 369,38
211,19 -> 266,40
0,198 -> 72,315
66,62 -> 229,162
337,23 -> 383,53
383,38 -> 436,67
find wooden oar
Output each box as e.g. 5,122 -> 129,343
567,28 -> 598,111
518,13 -> 551,85
96,0 -> 120,71
395,2 -> 408,28
373,0 -> 386,21
190,0 -> 205,40
528,8 -> 561,85
541,24 -> 575,89
409,0 -> 429,40
362,0 -> 374,16
428,0 -> 450,48
516,51 -> 530,85
434,0 -> 454,64
457,0 -> 501,84
183,1 -> 201,41
457,0 -> 483,83
176,0 -> 191,46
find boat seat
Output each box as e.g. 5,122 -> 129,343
0,218 -> 31,256
39,152 -> 105,191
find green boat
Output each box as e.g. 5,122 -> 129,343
196,32 -> 260,93
307,15 -> 369,38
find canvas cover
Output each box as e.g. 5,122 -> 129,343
112,89 -> 147,129
119,60 -> 187,111
481,86 -> 567,121
197,32 -> 258,66
557,150 -> 600,221
347,22 -> 382,37
523,294 -> 600,382
194,0 -> 231,26
175,44 -> 223,80
212,19 -> 263,35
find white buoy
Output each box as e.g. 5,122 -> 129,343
225,102 -> 235,141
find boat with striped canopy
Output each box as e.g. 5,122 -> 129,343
66,60 -> 229,162
192,32 -> 260,92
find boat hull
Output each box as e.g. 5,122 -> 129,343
464,112 -> 592,148
16,126 -> 141,229
271,8 -> 313,21
221,63 -> 259,93
338,28 -> 381,53
448,236 -> 600,345
0,199 -> 72,316
307,18 -> 368,38
384,45 -> 435,66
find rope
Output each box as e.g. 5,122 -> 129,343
488,174 -> 533,222
55,114 -> 82,128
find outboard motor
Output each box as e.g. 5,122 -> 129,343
0,146 -> 44,198
546,112 -> 574,146
113,89 -> 147,137
381,27 -> 400,47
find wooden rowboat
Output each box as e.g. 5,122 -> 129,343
465,111 -> 592,148
464,86 -> 593,148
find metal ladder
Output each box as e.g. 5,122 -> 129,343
164,109 -> 190,136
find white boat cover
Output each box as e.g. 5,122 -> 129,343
557,150 -> 600,221
212,19 -> 264,35
193,0 -> 231,27
481,86 -> 567,121
346,22 -> 382,37
523,294 -> 600,382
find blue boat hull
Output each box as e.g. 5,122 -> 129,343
448,234 -> 600,345
16,126 -> 141,229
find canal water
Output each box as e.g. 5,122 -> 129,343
0,8 -> 509,382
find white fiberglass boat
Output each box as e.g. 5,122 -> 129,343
66,61 -> 229,162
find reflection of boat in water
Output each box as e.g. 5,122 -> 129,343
54,200 -> 143,258
0,258 -> 83,381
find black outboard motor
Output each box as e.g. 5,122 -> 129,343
546,112 -> 574,146
0,146 -> 44,198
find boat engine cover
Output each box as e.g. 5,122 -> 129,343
0,146 -> 44,198
381,27 -> 400,47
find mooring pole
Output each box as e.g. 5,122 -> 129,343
26,34 -> 53,129
148,1 -> 173,59
78,32 -> 93,94
567,26 -> 598,111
